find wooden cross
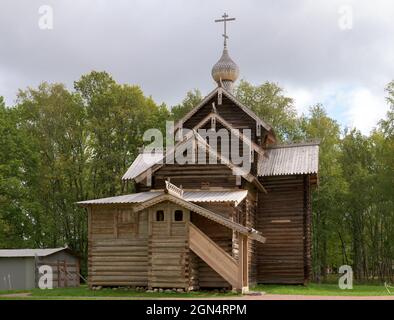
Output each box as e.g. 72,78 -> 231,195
215,12 -> 236,47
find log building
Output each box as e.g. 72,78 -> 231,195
78,14 -> 319,292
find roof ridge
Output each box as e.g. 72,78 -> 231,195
267,140 -> 320,149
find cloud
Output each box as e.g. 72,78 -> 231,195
0,0 -> 393,133
286,84 -> 387,134
344,88 -> 387,134
285,87 -> 315,115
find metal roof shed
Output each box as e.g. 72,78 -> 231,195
0,247 -> 80,291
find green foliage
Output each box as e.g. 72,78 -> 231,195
0,73 -> 168,275
0,97 -> 40,247
170,89 -> 202,121
0,75 -> 393,283
235,80 -> 301,141
13,83 -> 87,251
74,72 -> 167,198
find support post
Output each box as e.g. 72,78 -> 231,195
87,207 -> 93,289
237,233 -> 249,293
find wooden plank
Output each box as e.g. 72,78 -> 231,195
189,223 -> 239,289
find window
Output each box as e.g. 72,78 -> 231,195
156,210 -> 164,221
174,210 -> 183,221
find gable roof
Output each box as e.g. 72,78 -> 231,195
258,142 -> 319,176
174,86 -> 273,133
190,111 -> 265,156
123,108 -> 267,182
0,247 -> 71,258
127,130 -> 255,183
77,189 -> 248,207
122,151 -> 164,181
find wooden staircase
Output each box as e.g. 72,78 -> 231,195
189,223 -> 248,292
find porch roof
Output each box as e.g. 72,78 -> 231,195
132,192 -> 266,243
77,189 -> 248,207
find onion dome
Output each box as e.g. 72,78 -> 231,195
211,46 -> 239,92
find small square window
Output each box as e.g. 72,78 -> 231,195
156,210 -> 164,221
174,210 -> 183,221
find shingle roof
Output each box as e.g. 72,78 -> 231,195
0,247 -> 68,258
77,190 -> 248,206
258,142 -> 319,176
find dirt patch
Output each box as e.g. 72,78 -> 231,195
0,292 -> 32,298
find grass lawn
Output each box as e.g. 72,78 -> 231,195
253,283 -> 393,296
0,283 -> 392,299
0,285 -> 239,300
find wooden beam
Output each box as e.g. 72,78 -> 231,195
253,177 -> 267,194
189,223 -> 239,289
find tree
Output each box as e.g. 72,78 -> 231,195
300,104 -> 346,280
2,72 -> 394,283
0,96 -> 41,248
339,130 -> 376,279
15,83 -> 88,252
74,71 -> 169,197
170,89 -> 202,122
235,80 -> 301,142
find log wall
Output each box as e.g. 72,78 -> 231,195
256,175 -> 310,284
303,175 -> 312,282
148,202 -> 190,289
88,206 -> 149,287
153,164 -> 236,189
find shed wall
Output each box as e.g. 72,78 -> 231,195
37,251 -> 80,288
0,257 -> 35,290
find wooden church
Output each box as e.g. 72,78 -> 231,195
78,14 -> 319,292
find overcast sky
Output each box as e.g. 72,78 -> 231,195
1,0 -> 394,134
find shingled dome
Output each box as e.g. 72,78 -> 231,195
211,47 -> 239,92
